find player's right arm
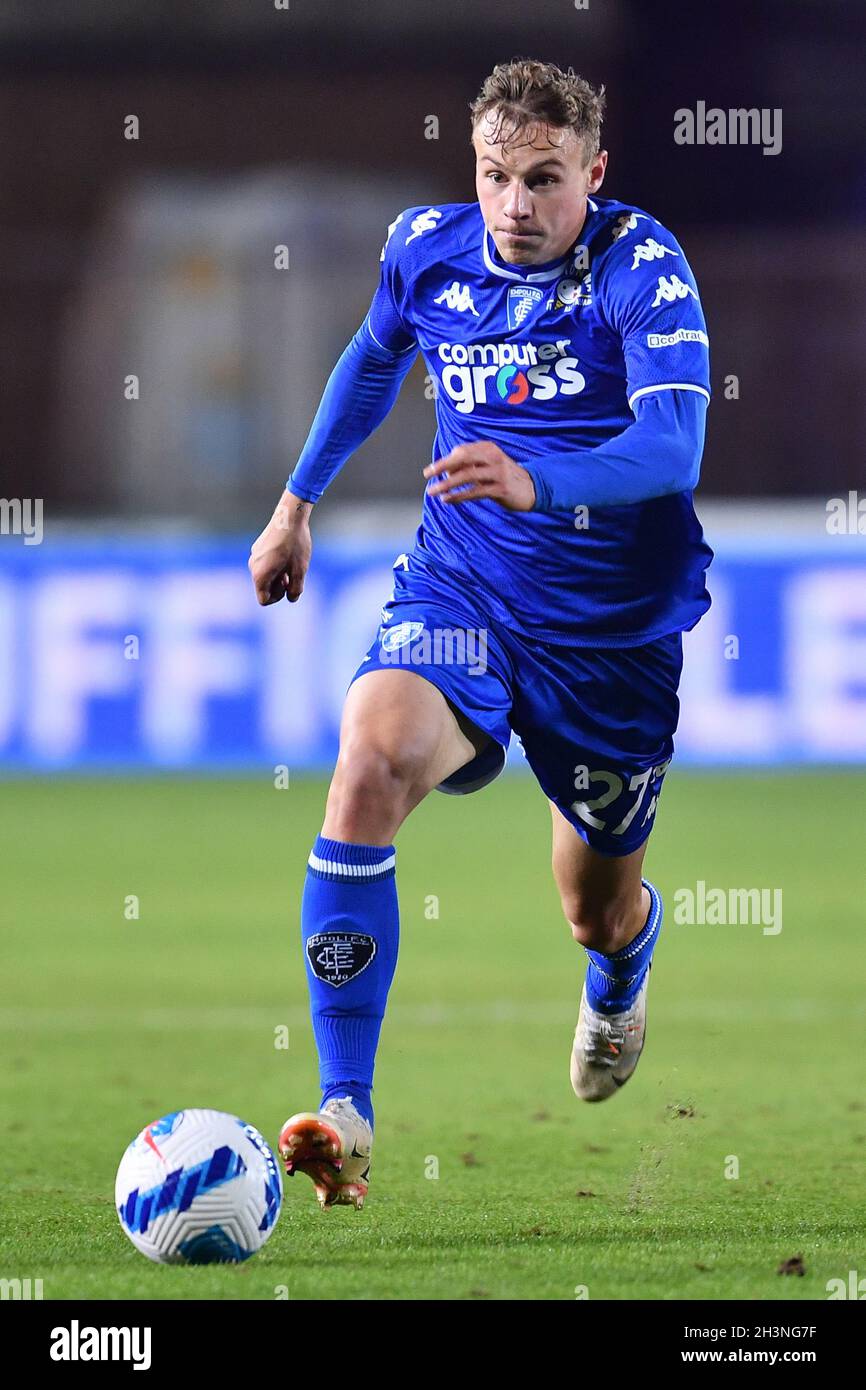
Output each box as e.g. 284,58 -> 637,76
249,210 -> 418,606
248,486 -> 314,606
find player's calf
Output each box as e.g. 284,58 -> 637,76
560,883 -> 650,955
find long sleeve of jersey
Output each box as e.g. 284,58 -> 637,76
286,316 -> 417,503
521,387 -> 707,512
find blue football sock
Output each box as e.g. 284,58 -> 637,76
584,878 -> 663,1016
300,835 -> 400,1131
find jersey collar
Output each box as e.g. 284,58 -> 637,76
481,198 -> 598,283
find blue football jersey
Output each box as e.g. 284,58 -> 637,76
367,198 -> 713,646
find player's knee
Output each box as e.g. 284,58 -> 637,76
330,739 -> 431,820
562,892 -> 633,953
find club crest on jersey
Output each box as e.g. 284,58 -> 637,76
507,284 -> 544,330
306,933 -> 377,987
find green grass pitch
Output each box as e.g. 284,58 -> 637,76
1,770 -> 864,1301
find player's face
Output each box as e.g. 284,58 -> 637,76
473,113 -> 607,265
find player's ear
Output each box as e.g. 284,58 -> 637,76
587,149 -> 608,193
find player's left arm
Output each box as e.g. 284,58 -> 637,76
423,388 -> 706,510
521,385 -> 707,510
425,218 -> 711,512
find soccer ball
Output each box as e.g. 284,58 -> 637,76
115,1108 -> 283,1264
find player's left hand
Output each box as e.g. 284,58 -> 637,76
423,442 -> 536,511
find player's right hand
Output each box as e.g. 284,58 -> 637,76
248,490 -> 313,605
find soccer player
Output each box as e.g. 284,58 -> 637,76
249,58 -> 712,1210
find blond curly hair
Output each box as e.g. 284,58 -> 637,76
470,57 -> 606,165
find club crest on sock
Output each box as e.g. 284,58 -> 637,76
306,931 -> 378,987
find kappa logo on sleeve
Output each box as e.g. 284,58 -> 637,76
630,238 -> 679,270
651,274 -> 698,308
307,933 -> 378,987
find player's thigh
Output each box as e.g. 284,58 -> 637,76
326,554 -> 513,835
335,667 -> 489,797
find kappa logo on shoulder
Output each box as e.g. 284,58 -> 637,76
611,211 -> 650,241
405,208 -> 443,245
380,212 -> 405,262
379,208 -> 443,260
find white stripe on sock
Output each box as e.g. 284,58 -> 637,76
307,851 -> 396,879
616,883 -> 662,960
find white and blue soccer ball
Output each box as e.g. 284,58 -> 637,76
115,1109 -> 283,1264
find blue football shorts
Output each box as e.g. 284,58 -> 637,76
348,553 -> 684,857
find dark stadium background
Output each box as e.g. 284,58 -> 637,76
2,0 -> 864,515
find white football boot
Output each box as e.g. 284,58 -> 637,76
277,1095 -> 373,1210
570,965 -> 651,1102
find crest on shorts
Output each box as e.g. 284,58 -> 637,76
380,620 -> 424,652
